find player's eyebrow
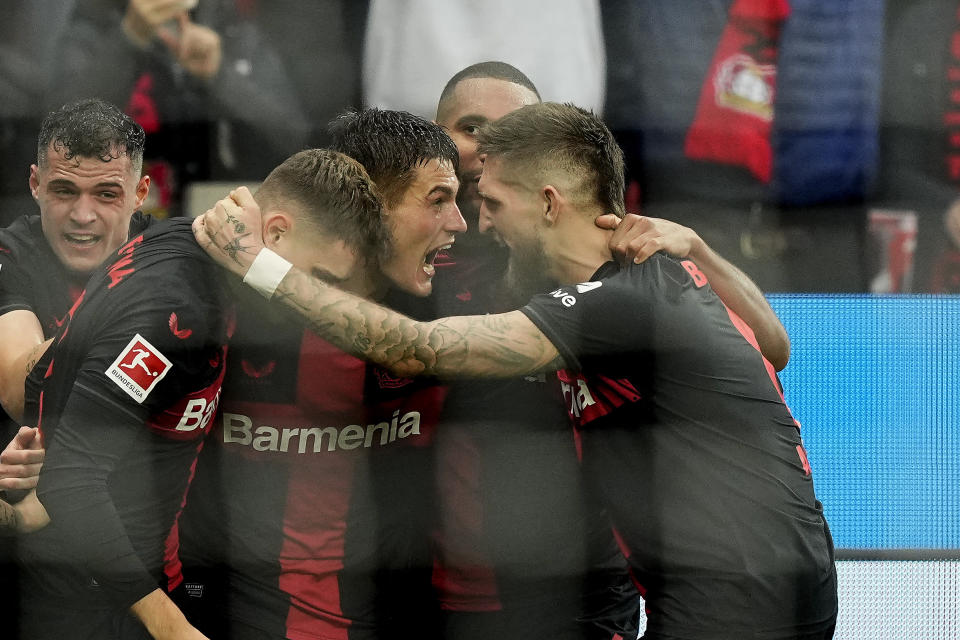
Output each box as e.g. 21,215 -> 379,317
47,178 -> 123,190
477,190 -> 499,205
426,184 -> 456,200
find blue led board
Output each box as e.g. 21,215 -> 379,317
767,295 -> 960,550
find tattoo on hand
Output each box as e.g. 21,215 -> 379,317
224,212 -> 246,234
223,233 -> 252,264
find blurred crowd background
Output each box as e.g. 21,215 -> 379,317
2,0 -> 959,295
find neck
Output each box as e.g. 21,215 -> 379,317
344,266 -> 390,301
547,213 -> 614,285
366,271 -> 392,302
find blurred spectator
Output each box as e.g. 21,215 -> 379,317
0,1 -> 78,226
877,0 -> 960,293
601,0 -> 883,292
362,0 -> 605,118
43,0 -> 365,217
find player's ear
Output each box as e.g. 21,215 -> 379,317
134,175 -> 151,209
542,185 -> 561,226
29,165 -> 40,199
262,211 -> 292,250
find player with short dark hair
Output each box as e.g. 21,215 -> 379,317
194,101 -> 838,640
37,98 -> 147,177
5,213 -> 231,639
2,148 -> 384,640
0,97 -> 155,638
431,64 -> 642,640
178,123 -> 463,639
437,61 -> 542,122
0,98 -> 153,426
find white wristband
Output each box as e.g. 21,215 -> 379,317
242,248 -> 293,299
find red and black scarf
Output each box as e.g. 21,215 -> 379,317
684,0 -> 791,183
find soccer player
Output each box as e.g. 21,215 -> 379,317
0,97 -> 155,637
0,99 -> 154,427
195,102 -> 838,640
177,114 -> 464,640
426,61 -> 793,640
429,62 -> 641,640
1,148 -> 383,640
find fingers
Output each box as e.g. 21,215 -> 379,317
15,426 -> 42,451
628,237 -> 664,264
0,463 -> 43,491
231,186 -> 255,207
191,215 -> 211,249
155,20 -> 182,53
608,214 -> 658,265
0,428 -> 44,490
594,214 -> 622,231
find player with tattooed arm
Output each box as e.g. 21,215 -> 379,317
195,103 -> 837,640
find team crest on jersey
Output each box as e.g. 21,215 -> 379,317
105,334 -> 172,403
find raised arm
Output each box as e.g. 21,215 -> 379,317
194,188 -> 563,379
598,213 -> 790,370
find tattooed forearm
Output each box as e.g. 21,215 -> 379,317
272,268 -> 563,379
24,340 -> 51,376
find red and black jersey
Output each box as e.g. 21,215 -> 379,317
0,212 -> 155,438
17,217 -> 231,638
179,288 -> 445,640
390,245 -> 642,640
521,255 -> 838,639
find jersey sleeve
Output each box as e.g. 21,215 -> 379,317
34,276 -> 228,608
519,263 -> 655,370
0,244 -> 37,316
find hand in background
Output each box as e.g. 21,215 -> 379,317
157,13 -> 222,80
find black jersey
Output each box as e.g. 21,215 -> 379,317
0,212 -> 155,439
521,255 -> 837,639
178,289 -> 445,640
17,218 -> 231,639
392,246 -> 641,640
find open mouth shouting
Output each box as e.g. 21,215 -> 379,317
423,242 -> 454,278
63,232 -> 101,249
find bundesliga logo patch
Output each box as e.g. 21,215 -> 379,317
106,334 -> 172,403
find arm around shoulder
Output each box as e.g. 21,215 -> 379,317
685,235 -> 790,370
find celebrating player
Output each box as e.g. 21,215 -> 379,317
195,102 -> 838,640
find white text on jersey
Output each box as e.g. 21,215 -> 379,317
222,410 -> 422,453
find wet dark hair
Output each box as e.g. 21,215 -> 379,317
477,102 -> 626,216
37,98 -> 145,174
328,108 -> 459,208
437,61 -> 541,116
256,148 -> 388,257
